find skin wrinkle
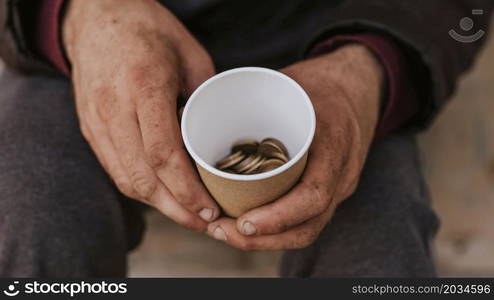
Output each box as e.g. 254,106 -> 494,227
146,141 -> 173,169
130,170 -> 157,199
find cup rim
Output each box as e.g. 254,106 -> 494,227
181,67 -> 316,181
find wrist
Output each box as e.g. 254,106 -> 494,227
319,44 -> 384,140
61,0 -> 88,62
62,0 -> 132,60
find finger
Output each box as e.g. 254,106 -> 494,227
134,75 -> 220,221
151,183 -> 208,232
80,104 -> 140,199
88,128 -> 140,199
207,207 -> 335,251
235,179 -> 335,236
176,38 -> 215,96
181,51 -> 214,95
105,104 -> 207,232
235,113 -> 358,236
235,139 -> 342,236
106,107 -> 161,200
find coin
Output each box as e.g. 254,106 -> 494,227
258,158 -> 285,172
268,150 -> 289,163
258,139 -> 289,162
216,150 -> 245,170
222,168 -> 237,174
231,139 -> 259,155
260,138 -> 288,156
243,157 -> 266,174
234,154 -> 262,174
215,137 -> 289,174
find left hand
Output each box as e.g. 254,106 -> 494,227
206,44 -> 384,250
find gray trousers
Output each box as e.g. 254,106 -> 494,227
0,69 -> 439,277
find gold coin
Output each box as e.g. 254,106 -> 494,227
259,158 -> 285,173
231,139 -> 259,155
216,151 -> 245,170
234,154 -> 262,174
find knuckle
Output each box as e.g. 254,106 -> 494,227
146,142 -> 172,169
119,149 -> 137,169
93,87 -> 118,122
130,170 -> 157,199
114,177 -> 135,198
304,181 -> 330,213
129,65 -> 154,85
174,191 -> 197,210
129,65 -> 178,100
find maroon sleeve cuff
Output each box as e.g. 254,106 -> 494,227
34,0 -> 70,76
310,34 -> 419,137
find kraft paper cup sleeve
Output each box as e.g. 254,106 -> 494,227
182,67 -> 316,217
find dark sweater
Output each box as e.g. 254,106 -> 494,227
1,0 -> 492,135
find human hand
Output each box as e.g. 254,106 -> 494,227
63,0 -> 220,231
206,44 -> 384,249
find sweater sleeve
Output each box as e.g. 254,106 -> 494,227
303,0 -> 494,131
33,0 -> 69,76
0,0 -> 68,75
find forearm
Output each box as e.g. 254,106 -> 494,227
307,0 -> 494,131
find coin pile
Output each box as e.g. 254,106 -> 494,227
216,138 -> 289,174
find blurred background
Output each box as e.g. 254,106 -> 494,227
1,22 -> 490,279
128,22 -> 494,277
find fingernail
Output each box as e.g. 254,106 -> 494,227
242,221 -> 257,235
213,226 -> 227,241
199,208 -> 213,221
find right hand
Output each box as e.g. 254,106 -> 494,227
63,0 -> 220,231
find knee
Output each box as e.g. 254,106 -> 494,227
0,185 -> 127,277
0,74 -> 127,276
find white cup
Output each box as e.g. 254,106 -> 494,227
181,67 -> 316,217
